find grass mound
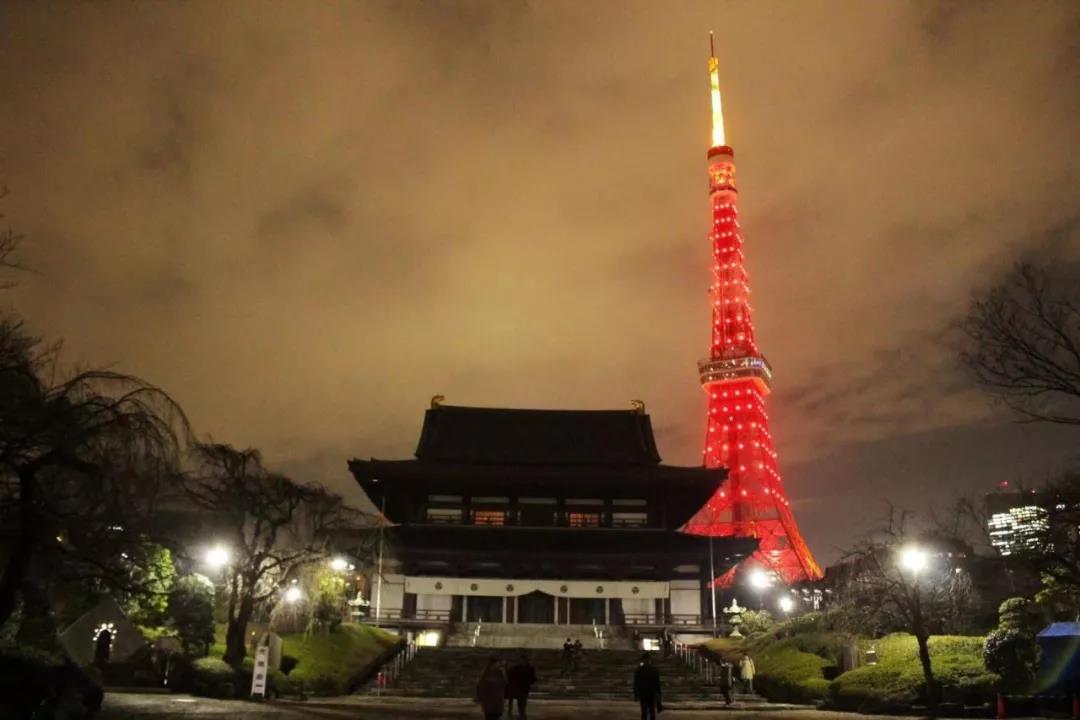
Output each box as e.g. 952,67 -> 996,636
283,623 -> 399,695
210,621 -> 399,696
830,634 -> 997,712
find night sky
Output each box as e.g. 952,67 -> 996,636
2,2 -> 1078,564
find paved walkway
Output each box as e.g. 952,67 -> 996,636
102,693 -> 910,720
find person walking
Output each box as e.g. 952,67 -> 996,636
506,653 -> 537,720
633,653 -> 663,720
475,656 -> 507,720
739,654 -> 756,694
719,658 -> 734,705
561,638 -> 573,676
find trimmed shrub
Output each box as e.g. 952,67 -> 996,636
191,657 -> 235,698
270,669 -> 294,697
984,628 -> 1038,692
740,610 -> 775,639
754,644 -> 832,704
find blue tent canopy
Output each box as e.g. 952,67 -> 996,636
1038,623 -> 1080,639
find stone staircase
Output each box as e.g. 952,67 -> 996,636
447,622 -> 633,650
372,646 -> 762,702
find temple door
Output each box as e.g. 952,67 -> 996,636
517,591 -> 554,624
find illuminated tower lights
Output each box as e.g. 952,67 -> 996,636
684,34 -> 823,586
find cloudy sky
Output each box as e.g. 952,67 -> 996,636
1,1 -> 1078,563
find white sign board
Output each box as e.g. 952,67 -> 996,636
250,645 -> 270,698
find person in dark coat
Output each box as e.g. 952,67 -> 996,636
633,652 -> 662,720
505,653 -> 537,720
718,659 -> 734,705
475,656 -> 507,720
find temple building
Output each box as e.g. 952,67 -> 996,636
348,400 -> 756,644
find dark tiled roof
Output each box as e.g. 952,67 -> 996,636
414,405 -> 662,465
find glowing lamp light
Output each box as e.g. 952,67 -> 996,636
205,545 -> 230,568
748,568 -> 771,590
330,557 -> 348,572
778,596 -> 794,614
284,586 -> 303,604
898,546 -> 929,575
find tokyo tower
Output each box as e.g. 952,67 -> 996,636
683,35 -> 823,585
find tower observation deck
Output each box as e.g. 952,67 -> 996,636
683,35 -> 823,586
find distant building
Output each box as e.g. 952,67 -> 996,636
986,487 -> 1054,557
348,401 -> 756,645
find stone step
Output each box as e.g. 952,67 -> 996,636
364,645 -> 737,700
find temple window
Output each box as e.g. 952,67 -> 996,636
472,510 -> 508,526
612,511 -> 649,528
567,512 -> 601,528
426,508 -> 463,524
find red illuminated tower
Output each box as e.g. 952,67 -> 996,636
683,36 -> 823,585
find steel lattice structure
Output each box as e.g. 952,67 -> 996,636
683,39 -> 823,586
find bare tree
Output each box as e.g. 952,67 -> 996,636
840,508 -> 977,712
184,442 -> 373,665
0,183 -> 26,288
0,317 -> 191,630
961,262 -> 1080,425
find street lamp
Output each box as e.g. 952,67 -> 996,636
747,568 -> 772,610
330,556 -> 348,572
898,545 -> 929,575
284,586 -> 303,604
778,595 -> 795,615
205,545 -> 230,569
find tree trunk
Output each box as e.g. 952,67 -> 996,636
0,467 -> 38,627
915,629 -> 939,713
223,593 -> 255,666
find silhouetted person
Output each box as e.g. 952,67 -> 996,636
506,653 -> 537,720
475,656 -> 507,720
561,638 -> 573,676
633,652 -> 662,720
571,639 -> 583,673
719,659 -> 734,705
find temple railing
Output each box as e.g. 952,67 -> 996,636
369,609 -> 453,623
623,613 -> 704,627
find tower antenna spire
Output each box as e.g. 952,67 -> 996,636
708,32 -> 725,148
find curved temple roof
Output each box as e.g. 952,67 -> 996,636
414,404 -> 663,466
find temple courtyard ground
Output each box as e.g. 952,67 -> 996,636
101,693 -> 917,720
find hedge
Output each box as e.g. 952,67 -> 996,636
191,657 -> 235,698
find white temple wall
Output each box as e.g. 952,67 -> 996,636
669,579 -> 702,616
379,573 -> 405,613
416,593 -> 452,612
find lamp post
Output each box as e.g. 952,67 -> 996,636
709,537 -> 718,637
375,496 -> 386,627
